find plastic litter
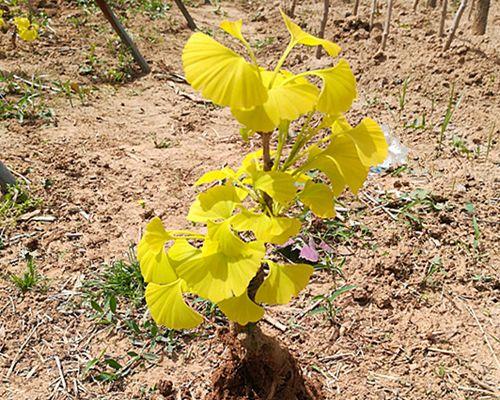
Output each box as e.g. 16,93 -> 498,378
371,125 -> 409,173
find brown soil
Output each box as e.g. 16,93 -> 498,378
208,326 -> 321,400
1,0 -> 499,399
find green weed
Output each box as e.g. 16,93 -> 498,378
0,182 -> 41,227
0,72 -> 54,123
438,83 -> 463,151
82,248 -> 145,319
309,285 -> 356,322
10,255 -> 44,293
464,203 -> 480,252
253,37 -> 275,50
398,76 -> 411,114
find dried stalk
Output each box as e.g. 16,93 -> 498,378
413,0 -> 420,11
316,0 -> 330,59
443,0 -> 467,51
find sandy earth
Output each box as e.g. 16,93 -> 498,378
1,0 -> 499,399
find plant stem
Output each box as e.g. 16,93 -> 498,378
272,122 -> 289,171
269,41 -> 295,88
262,132 -> 272,172
261,132 -> 274,213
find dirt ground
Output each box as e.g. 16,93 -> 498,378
1,0 -> 499,399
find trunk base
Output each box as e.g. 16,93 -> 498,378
205,326 -> 321,400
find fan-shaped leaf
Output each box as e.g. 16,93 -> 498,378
145,279 -> 203,330
255,262 -> 314,305
182,32 -> 268,109
218,291 -> 264,325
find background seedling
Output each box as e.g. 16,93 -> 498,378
308,285 -> 356,323
10,255 -> 45,293
438,82 -> 463,152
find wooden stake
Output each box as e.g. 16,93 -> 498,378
439,0 -> 448,37
316,0 -> 330,59
380,0 -> 394,51
413,0 -> 421,11
443,0 -> 467,51
95,0 -> 150,74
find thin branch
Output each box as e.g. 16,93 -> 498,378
443,0 -> 467,51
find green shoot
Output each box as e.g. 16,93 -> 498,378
485,123 -> 495,162
465,203 -> 480,252
398,76 -> 411,114
309,285 -> 356,322
10,256 -> 43,293
438,83 -> 463,151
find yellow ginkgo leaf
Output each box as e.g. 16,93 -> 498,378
182,32 -> 268,109
331,114 -> 353,134
253,171 -> 297,205
167,239 -> 201,269
307,133 -> 369,196
220,19 -> 247,45
218,291 -> 264,325
280,9 -> 341,57
177,222 -> 265,303
137,217 -> 177,283
187,184 -> 246,223
231,210 -> 301,245
232,70 -> 319,132
194,167 -> 237,186
339,118 -> 388,167
139,217 -> 172,254
138,244 -> 177,284
309,59 -> 357,116
255,261 -> 314,305
145,279 -> 203,330
299,181 -> 336,218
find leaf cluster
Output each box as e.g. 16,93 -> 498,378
137,11 -> 389,330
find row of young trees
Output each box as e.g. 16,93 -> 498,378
285,0 -> 492,56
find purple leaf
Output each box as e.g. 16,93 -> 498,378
299,238 -> 319,262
